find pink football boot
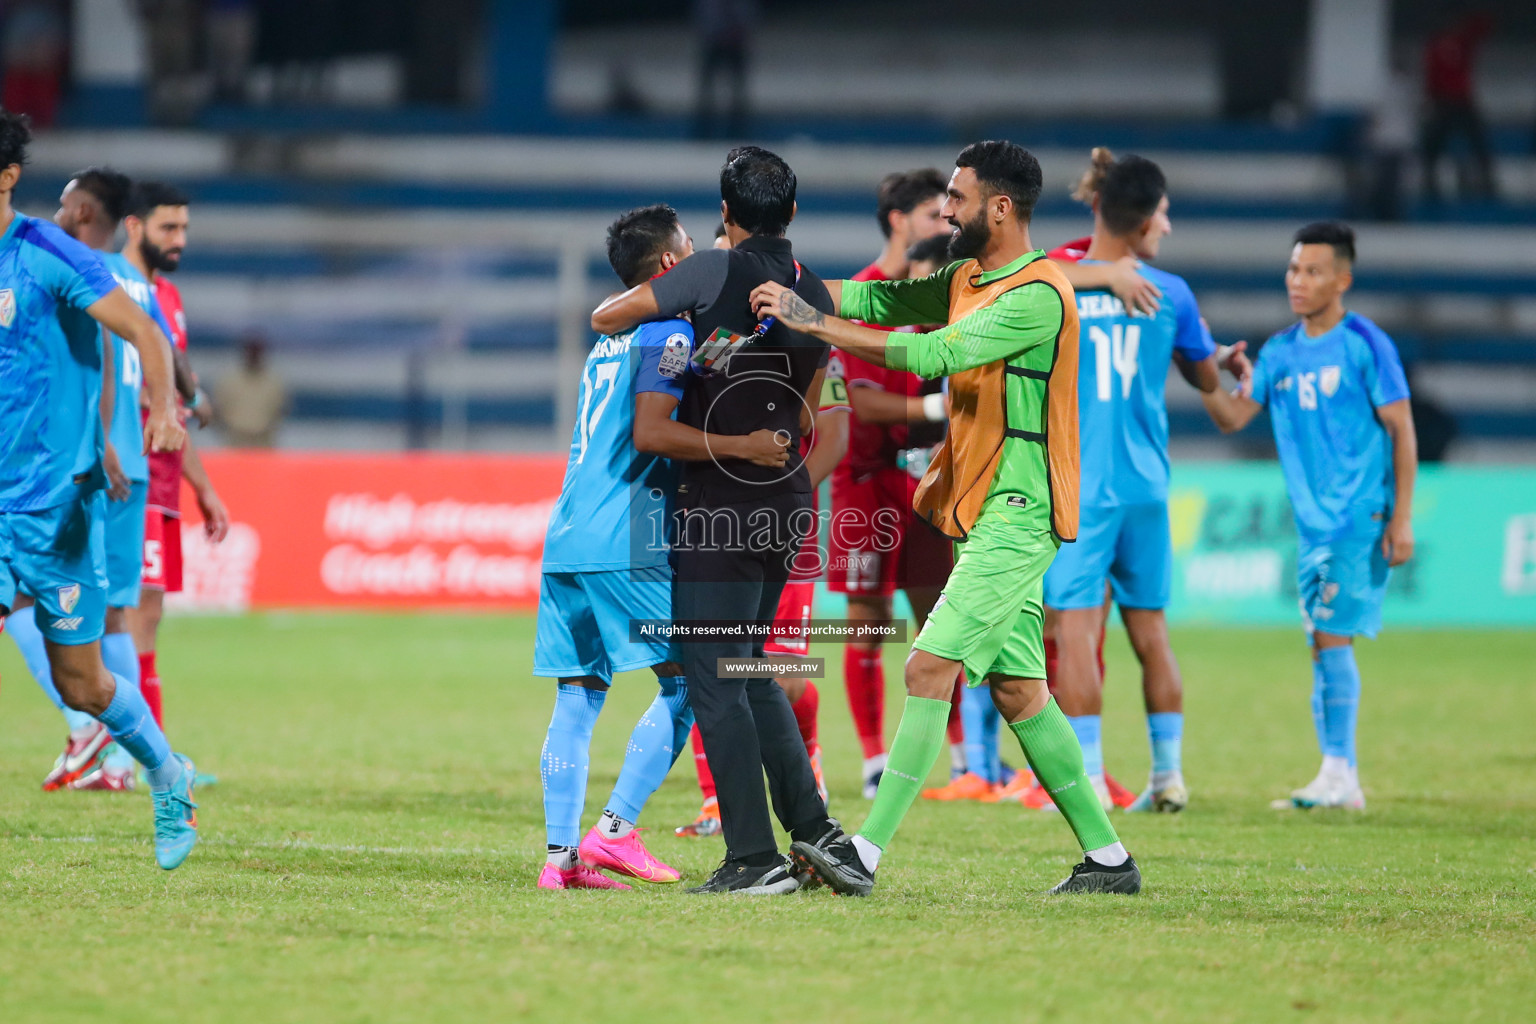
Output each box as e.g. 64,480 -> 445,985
579,826 -> 682,883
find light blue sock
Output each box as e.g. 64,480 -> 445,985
607,676 -> 692,822
1147,712 -> 1183,777
980,692 -> 1002,784
1310,658 -> 1328,757
960,684 -> 993,782
96,672 -> 178,788
7,606 -> 96,732
99,632 -> 142,773
1318,646 -> 1362,768
540,683 -> 607,847
1067,714 -> 1103,779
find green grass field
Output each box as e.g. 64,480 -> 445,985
1,614 -> 1531,1023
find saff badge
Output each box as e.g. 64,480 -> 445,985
58,583 -> 81,613
0,288 -> 14,329
657,332 -> 691,379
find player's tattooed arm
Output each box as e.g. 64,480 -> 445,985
774,289 -> 826,330
749,280 -> 898,367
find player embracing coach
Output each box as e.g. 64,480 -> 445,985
753,140 -> 1142,897
592,146 -> 845,895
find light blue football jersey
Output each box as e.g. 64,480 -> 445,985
0,214 -> 120,513
1074,263 -> 1216,506
100,252 -> 172,485
1251,312 -> 1410,542
541,319 -> 693,572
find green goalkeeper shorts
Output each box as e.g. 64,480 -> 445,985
913,500 -> 1060,683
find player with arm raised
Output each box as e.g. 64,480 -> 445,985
534,204 -> 787,890
1027,150 -> 1251,816
1202,222 -> 1416,812
0,112 -> 198,868
759,140 -> 1140,896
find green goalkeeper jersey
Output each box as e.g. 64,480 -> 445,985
839,251 -> 1075,535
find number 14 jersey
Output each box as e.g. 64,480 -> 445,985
1072,262 -> 1214,507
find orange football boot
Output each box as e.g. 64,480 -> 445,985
981,769 -> 1036,803
921,771 -> 997,801
1104,771 -> 1138,809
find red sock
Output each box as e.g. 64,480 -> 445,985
844,647 -> 885,758
1044,636 -> 1059,697
946,676 -> 965,745
790,681 -> 819,752
138,651 -> 163,728
690,724 -> 716,801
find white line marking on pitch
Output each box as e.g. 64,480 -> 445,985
13,835 -> 514,858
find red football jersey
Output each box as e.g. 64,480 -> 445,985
836,263 -> 924,485
1049,237 -> 1091,262
145,276 -> 188,515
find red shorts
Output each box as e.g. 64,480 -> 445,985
827,468 -> 952,596
142,511 -> 184,593
764,580 -> 815,657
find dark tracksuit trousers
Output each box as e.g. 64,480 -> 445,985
673,491 -> 828,861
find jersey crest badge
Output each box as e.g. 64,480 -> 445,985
657,332 -> 690,379
0,288 -> 14,328
57,584 -> 81,614
1319,365 -> 1341,398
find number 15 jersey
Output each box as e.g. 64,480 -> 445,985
541,318 -> 692,573
1073,262 -> 1214,507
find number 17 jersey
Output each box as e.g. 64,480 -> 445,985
1073,262 -> 1214,507
541,318 -> 692,572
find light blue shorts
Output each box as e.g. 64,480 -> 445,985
0,491 -> 108,644
105,481 -> 148,609
1298,532 -> 1390,639
533,565 -> 675,684
1043,501 -> 1172,611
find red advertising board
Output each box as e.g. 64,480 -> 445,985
170,451 -> 567,610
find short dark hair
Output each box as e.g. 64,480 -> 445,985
1294,221 -> 1356,264
606,203 -> 683,288
905,233 -> 951,267
954,140 -> 1043,221
71,167 -> 134,225
1098,154 -> 1166,236
720,145 -> 796,237
876,168 -> 947,239
127,180 -> 190,220
0,110 -> 32,169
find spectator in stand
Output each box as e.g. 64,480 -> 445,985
1420,9 -> 1497,202
693,0 -> 757,139
1360,58 -> 1418,222
0,0 -> 67,127
207,0 -> 257,103
213,335 -> 289,448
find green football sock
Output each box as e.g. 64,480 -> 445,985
1009,698 -> 1120,852
857,695 -> 951,851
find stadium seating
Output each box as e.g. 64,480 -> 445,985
22,132 -> 1533,457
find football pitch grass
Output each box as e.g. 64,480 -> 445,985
1,613 -> 1531,1023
